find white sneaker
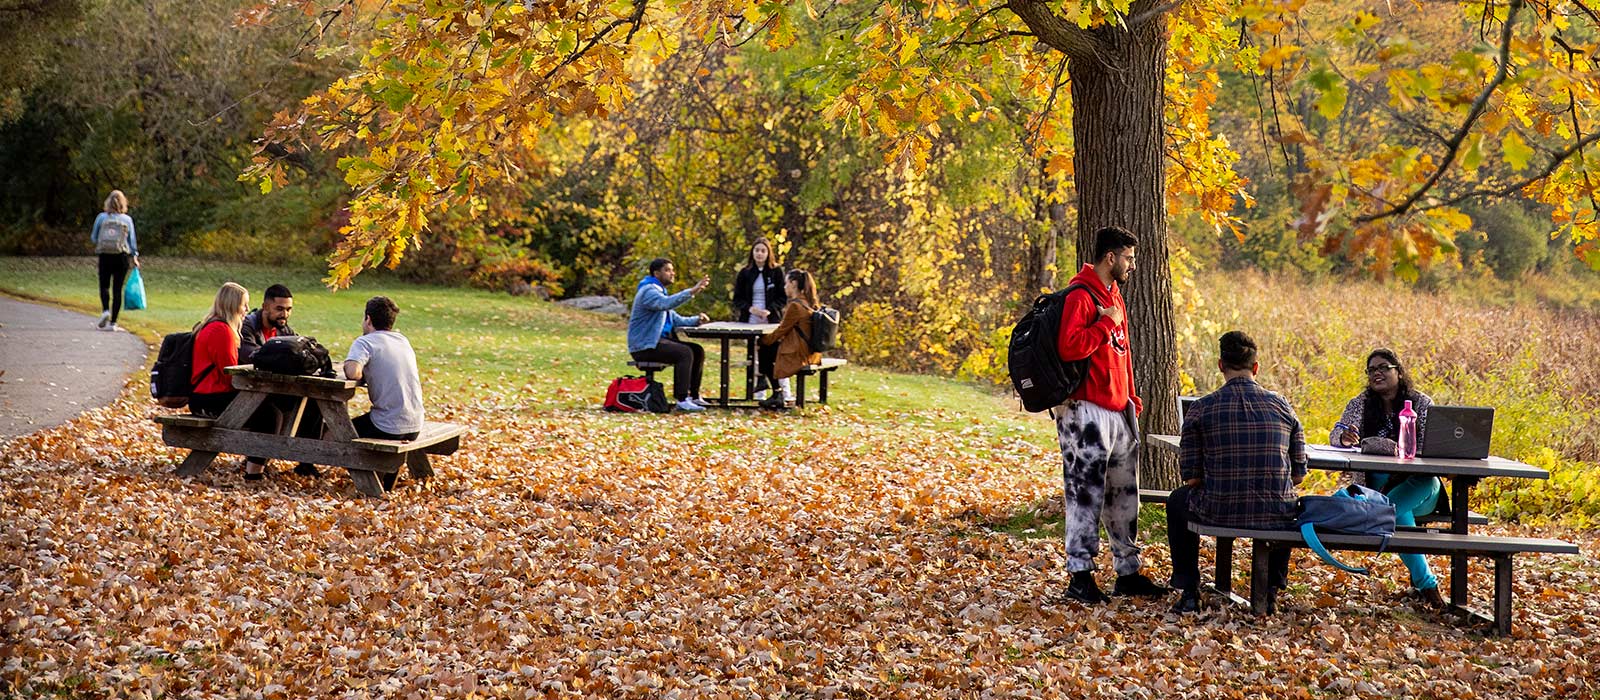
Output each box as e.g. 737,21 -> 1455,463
101,323 -> 118,332
690,396 -> 712,407
97,311 -> 110,328
675,398 -> 705,412
753,389 -> 769,401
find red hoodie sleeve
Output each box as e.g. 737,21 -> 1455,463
1056,289 -> 1116,362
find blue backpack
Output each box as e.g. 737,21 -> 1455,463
1296,484 -> 1397,574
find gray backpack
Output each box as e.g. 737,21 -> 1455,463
96,216 -> 132,254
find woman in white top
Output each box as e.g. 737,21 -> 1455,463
731,238 -> 788,397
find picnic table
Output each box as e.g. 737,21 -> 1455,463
1148,434 -> 1575,633
155,365 -> 464,498
677,322 -> 777,408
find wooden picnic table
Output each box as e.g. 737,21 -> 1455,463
1148,434 -> 1551,622
678,322 -> 777,408
156,365 -> 463,498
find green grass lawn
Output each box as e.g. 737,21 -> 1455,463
0,256 -> 1056,452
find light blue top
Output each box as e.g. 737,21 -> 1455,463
346,330 -> 424,434
627,275 -> 701,353
91,212 -> 139,256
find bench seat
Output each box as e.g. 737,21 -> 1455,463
351,421 -> 467,454
1138,488 -> 1488,527
1188,522 -> 1578,635
793,358 -> 847,407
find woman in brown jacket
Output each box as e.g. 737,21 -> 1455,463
758,270 -> 823,409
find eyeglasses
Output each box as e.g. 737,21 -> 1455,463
1366,363 -> 1398,376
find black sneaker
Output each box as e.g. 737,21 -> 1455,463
759,392 -> 789,410
1170,590 -> 1201,614
1113,572 -> 1171,598
294,463 -> 322,478
1062,571 -> 1111,604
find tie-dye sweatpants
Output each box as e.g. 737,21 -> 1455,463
1054,400 -> 1142,575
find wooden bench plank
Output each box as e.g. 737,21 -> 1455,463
350,422 -> 467,454
1188,524 -> 1579,555
794,358 -> 847,408
796,358 -> 848,373
154,414 -> 219,429
161,425 -> 405,473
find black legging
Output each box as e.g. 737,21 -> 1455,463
630,337 -> 704,401
97,253 -> 131,323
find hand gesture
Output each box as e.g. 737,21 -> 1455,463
750,308 -> 770,321
697,313 -> 710,324
1100,304 -> 1125,326
692,277 -> 710,294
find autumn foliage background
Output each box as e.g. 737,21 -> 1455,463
6,0 -> 1600,695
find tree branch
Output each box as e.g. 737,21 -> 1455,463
1416,130 -> 1600,211
947,30 -> 1035,47
1353,0 -> 1522,224
1004,0 -> 1108,62
1126,0 -> 1181,30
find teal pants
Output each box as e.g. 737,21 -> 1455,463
1371,473 -> 1441,591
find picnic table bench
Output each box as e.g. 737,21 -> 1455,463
1187,523 -> 1578,635
627,327 -> 848,408
155,365 -> 465,498
1146,433 -> 1578,635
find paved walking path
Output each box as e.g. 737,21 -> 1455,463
0,296 -> 148,440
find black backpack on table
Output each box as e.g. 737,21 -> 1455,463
252,335 -> 336,377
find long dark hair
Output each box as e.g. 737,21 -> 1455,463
1360,348 -> 1416,439
787,269 -> 820,308
743,238 -> 779,272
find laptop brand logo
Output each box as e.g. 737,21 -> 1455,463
1454,426 -> 1465,439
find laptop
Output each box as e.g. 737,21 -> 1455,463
1179,395 -> 1198,422
1419,406 -> 1495,459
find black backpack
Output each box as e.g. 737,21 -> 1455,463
797,306 -> 840,353
252,335 -> 336,377
1007,283 -> 1099,413
151,331 -> 210,408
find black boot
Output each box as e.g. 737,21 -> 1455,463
1114,572 -> 1171,597
1063,571 -> 1110,604
294,463 -> 322,478
1170,589 -> 1201,614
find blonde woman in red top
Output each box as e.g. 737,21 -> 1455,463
189,282 -> 275,479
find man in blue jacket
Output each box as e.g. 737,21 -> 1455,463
628,258 -> 711,412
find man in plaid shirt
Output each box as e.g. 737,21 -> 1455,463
1167,330 -> 1307,613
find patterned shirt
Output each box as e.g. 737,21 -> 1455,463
1181,377 -> 1308,529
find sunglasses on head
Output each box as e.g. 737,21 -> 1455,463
1366,363 -> 1399,375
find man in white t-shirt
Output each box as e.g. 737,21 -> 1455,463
343,296 -> 424,488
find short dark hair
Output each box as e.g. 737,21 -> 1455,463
1092,226 -> 1139,262
264,284 -> 292,302
648,258 -> 672,275
1219,330 -> 1258,370
365,296 -> 399,331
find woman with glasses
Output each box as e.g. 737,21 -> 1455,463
1330,348 -> 1442,607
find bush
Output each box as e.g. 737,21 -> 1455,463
1461,200 -> 1551,280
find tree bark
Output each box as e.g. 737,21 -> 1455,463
1065,19 -> 1182,489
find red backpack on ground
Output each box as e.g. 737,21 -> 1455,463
604,376 -> 670,413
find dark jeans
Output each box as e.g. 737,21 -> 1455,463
1166,484 -> 1290,593
630,337 -> 704,401
189,391 -> 278,465
97,253 -> 131,322
352,412 -> 419,441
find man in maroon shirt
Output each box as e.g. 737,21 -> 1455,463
1053,226 -> 1167,604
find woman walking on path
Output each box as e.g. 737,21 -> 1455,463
90,190 -> 139,332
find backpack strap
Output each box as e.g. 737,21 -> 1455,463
1299,523 -> 1387,574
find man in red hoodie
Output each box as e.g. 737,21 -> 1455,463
1054,226 -> 1169,604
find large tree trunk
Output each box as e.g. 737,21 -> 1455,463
1067,19 -> 1181,489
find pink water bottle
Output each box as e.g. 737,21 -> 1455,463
1397,400 -> 1418,459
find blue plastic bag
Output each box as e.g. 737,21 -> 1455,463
123,267 -> 146,311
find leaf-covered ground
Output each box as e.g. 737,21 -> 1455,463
3,386 -> 1597,699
